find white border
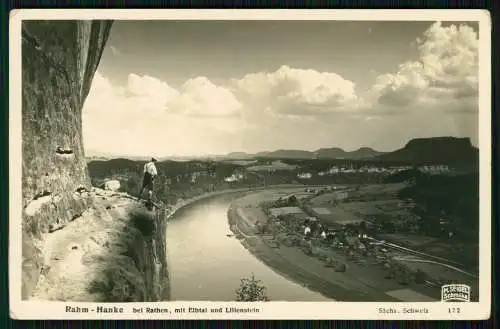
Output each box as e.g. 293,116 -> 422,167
9,9 -> 492,320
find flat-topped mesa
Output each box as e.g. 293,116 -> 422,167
404,137 -> 474,149
21,21 -> 169,302
375,136 -> 478,167
401,137 -> 478,164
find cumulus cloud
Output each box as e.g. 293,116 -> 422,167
98,72 -> 243,118
171,77 -> 242,117
83,22 -> 480,157
233,65 -> 362,116
125,73 -> 180,114
82,71 -> 247,156
109,45 -> 121,56
370,22 -> 478,113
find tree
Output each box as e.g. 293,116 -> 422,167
415,269 -> 427,284
235,274 -> 269,301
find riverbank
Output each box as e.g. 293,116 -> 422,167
163,184 -> 324,221
227,188 -> 401,302
226,188 -> 453,302
164,184 -> 468,302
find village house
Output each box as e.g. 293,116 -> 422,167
418,165 -> 452,174
297,172 -> 312,179
190,171 -> 200,183
224,175 -> 238,182
223,169 -> 246,182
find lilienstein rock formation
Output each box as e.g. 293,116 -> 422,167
21,21 -> 169,301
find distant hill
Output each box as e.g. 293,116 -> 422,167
85,156 -> 110,162
225,152 -> 252,159
86,153 -> 151,162
255,151 -> 271,157
374,137 -> 478,167
314,147 -> 385,159
249,147 -> 385,160
220,137 -> 477,166
348,147 -> 387,159
313,147 -> 345,159
258,149 -> 315,159
88,136 -> 478,166
87,157 -> 142,171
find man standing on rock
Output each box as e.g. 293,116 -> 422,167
139,157 -> 158,204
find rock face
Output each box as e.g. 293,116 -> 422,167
374,137 -> 479,167
30,190 -> 169,302
21,21 -> 169,301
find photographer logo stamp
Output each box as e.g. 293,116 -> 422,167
441,284 -> 471,302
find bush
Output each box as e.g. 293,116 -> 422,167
415,269 -> 427,284
130,209 -> 155,237
334,262 -> 347,272
124,177 -> 140,194
235,274 -> 269,301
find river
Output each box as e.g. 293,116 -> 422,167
166,192 -> 329,301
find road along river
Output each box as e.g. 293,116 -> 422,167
166,191 -> 330,301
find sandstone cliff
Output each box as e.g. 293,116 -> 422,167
21,20 -> 169,301
374,137 -> 479,168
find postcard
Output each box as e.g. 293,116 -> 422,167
9,9 -> 491,320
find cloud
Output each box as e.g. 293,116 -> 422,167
233,65 -> 362,116
109,45 -> 121,56
123,73 -> 242,118
125,73 -> 180,114
82,22 -> 480,157
171,77 -> 242,117
82,71 -> 247,156
370,22 -> 478,113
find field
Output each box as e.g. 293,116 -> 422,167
221,160 -> 258,166
306,185 -> 408,228
309,191 -> 349,204
340,202 -> 385,216
283,192 -> 316,200
269,207 -> 306,217
229,188 -> 449,302
310,206 -> 366,226
247,160 -> 298,172
233,188 -> 301,208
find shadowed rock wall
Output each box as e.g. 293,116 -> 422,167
21,20 -> 112,300
22,21 -> 111,227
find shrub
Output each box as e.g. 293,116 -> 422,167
334,262 -> 347,272
415,269 -> 427,284
124,177 -> 139,194
130,209 -> 155,237
235,274 -> 269,301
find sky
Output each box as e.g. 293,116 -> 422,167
82,20 -> 480,157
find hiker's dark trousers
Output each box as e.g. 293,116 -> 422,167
142,172 -> 154,191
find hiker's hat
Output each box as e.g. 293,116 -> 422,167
151,157 -> 158,162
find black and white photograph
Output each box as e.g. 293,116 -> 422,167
9,10 -> 491,320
